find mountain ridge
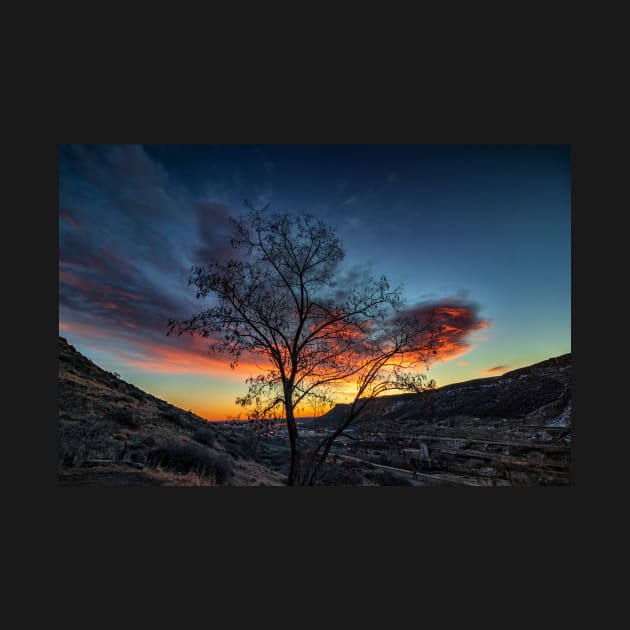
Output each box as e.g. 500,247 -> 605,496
314,352 -> 571,428
58,336 -> 571,486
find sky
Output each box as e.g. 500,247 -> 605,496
59,144 -> 571,420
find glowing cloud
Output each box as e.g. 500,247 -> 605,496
403,298 -> 490,363
59,317 -> 263,378
482,365 -> 510,375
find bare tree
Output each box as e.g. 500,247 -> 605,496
300,317 -> 438,485
168,201 -> 443,485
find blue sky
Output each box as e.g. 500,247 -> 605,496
59,144 -> 571,419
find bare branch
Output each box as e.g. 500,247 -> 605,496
168,200 -> 446,485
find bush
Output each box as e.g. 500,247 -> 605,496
160,410 -> 188,427
109,408 -> 140,429
193,428 -> 216,448
222,434 -> 249,458
147,441 -> 233,484
208,455 -> 233,485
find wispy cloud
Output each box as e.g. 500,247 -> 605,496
482,365 -> 510,375
59,144 -> 240,378
61,211 -> 80,231
59,317 -> 261,377
194,201 -> 236,265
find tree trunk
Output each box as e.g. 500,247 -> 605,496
303,399 -> 373,485
284,390 -> 300,486
304,433 -> 335,486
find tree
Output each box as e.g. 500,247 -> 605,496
168,201 -> 443,485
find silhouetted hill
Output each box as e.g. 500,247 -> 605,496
314,353 -> 571,429
58,337 -> 285,486
58,337 -> 571,486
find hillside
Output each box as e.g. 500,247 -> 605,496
300,353 -> 571,485
58,338 -> 571,486
315,353 -> 571,430
58,337 -> 285,486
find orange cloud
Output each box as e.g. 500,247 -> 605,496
404,300 -> 490,364
60,317 -> 264,378
59,320 -> 108,339
59,270 -> 93,291
457,361 -> 469,366
434,306 -> 467,318
482,365 -> 510,375
121,340 -> 247,376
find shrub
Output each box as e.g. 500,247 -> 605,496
193,428 -> 216,449
128,387 -> 145,401
160,410 -> 188,427
222,434 -> 249,458
147,441 -> 233,484
109,408 -> 140,429
208,455 -> 233,485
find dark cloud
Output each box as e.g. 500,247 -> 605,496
194,201 -> 237,265
402,298 -> 490,362
61,210 -> 80,231
59,145 -> 240,362
62,145 -> 174,218
59,264 -> 187,338
60,145 -> 189,276
327,266 -> 375,303
56,144 -> 569,411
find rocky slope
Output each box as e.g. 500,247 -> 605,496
58,337 -> 571,486
305,354 -> 571,486
58,337 -> 285,486
315,353 -> 571,430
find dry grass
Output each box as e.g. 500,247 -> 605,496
109,407 -> 140,429
58,337 -> 286,486
193,427 -> 216,448
147,440 -> 234,484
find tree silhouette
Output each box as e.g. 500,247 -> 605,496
168,201 -> 443,485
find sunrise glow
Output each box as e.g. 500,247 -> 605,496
59,144 -> 571,421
